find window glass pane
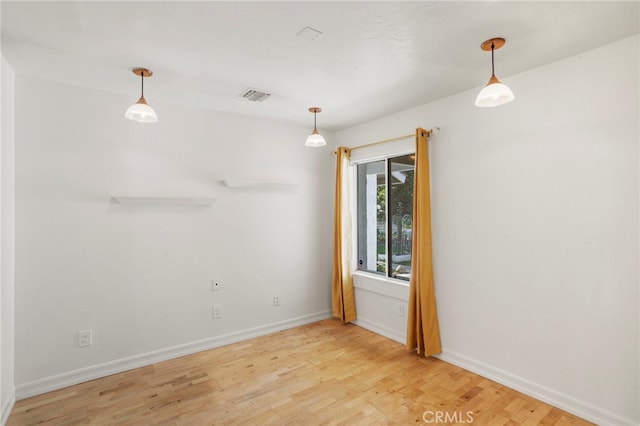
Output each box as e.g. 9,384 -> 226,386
357,160 -> 386,274
389,154 -> 414,280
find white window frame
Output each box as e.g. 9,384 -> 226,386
349,137 -> 415,284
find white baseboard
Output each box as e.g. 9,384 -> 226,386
1,389 -> 16,426
353,316 -> 405,345
14,311 -> 636,426
435,350 -> 637,426
16,310 -> 331,400
349,318 -> 637,426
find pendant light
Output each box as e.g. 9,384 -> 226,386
125,68 -> 158,123
305,107 -> 326,147
475,38 -> 514,108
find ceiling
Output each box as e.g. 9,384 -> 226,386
2,1 -> 638,131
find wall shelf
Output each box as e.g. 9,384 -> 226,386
220,180 -> 298,191
111,196 -> 217,206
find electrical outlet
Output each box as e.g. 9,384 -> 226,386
273,296 -> 280,307
213,305 -> 222,319
212,279 -> 222,291
78,329 -> 92,347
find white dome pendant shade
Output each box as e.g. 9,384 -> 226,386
475,75 -> 515,107
305,107 -> 326,147
475,38 -> 514,108
305,128 -> 326,147
125,68 -> 158,123
125,97 -> 158,123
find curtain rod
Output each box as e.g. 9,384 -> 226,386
332,127 -> 439,155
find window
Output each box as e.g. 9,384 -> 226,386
356,154 -> 415,280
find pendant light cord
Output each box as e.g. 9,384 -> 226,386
314,111 -> 317,130
491,42 -> 495,76
141,72 -> 144,98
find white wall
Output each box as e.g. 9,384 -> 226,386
1,54 -> 16,425
336,35 -> 639,425
13,76 -> 334,397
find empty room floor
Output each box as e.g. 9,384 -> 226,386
8,319 -> 591,425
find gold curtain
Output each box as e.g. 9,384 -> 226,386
406,128 -> 442,356
331,147 -> 356,323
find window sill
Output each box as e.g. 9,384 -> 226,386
352,271 -> 409,301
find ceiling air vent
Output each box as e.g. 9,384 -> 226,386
240,88 -> 271,102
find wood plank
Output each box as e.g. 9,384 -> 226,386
7,319 -> 593,425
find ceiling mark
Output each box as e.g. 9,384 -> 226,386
296,26 -> 323,41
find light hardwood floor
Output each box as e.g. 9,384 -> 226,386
8,319 -> 591,425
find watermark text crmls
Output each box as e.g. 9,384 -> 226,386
422,410 -> 474,424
